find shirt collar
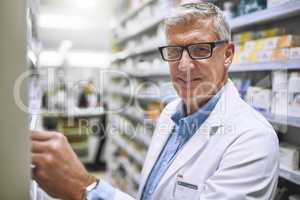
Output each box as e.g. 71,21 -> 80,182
171,83 -> 225,129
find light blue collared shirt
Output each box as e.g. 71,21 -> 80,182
89,87 -> 223,200
141,90 -> 222,200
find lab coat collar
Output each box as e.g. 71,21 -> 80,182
153,79 -> 239,194
138,79 -> 239,198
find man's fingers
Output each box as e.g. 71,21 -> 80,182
31,130 -> 54,141
31,141 -> 50,153
31,153 -> 44,169
31,153 -> 44,180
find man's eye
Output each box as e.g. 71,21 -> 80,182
198,47 -> 208,51
190,45 -> 211,57
165,47 -> 181,57
192,46 -> 210,52
168,48 -> 179,54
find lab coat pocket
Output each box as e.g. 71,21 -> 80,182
173,179 -> 202,200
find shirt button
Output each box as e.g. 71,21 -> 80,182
148,189 -> 154,195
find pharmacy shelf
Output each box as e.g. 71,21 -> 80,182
120,110 -> 157,131
279,165 -> 300,186
41,107 -> 105,118
117,16 -> 164,44
118,0 -> 157,25
261,111 -> 300,128
112,45 -> 158,62
109,69 -> 169,79
110,87 -> 173,103
116,2 -> 300,45
111,134 -> 146,165
135,131 -> 152,147
118,157 -> 141,184
230,1 -> 300,32
229,59 -> 300,72
126,69 -> 170,78
105,67 -> 169,78
110,87 -> 132,98
116,1 -> 300,45
112,113 -> 152,146
135,94 -> 162,102
120,109 -> 145,125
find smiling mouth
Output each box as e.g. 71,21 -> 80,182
177,77 -> 202,84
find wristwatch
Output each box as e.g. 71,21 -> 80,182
82,178 -> 100,200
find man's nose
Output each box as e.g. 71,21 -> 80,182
177,50 -> 195,72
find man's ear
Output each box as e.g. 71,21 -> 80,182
224,42 -> 235,68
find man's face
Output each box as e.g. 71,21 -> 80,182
167,20 -> 233,107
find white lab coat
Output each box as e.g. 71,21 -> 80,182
113,80 -> 279,200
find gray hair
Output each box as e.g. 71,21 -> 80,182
164,2 -> 231,41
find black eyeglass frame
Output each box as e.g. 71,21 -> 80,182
158,40 -> 228,62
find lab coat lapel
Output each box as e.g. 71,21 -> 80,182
154,80 -> 234,191
155,113 -> 223,190
137,102 -> 178,197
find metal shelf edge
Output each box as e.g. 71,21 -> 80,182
230,1 -> 300,31
261,111 -> 300,128
116,17 -> 163,44
113,46 -> 158,61
111,134 -> 145,165
229,59 -> 300,72
279,165 -> 300,185
118,0 -> 157,25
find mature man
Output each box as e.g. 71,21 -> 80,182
32,2 -> 279,200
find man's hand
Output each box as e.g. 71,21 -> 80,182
31,130 -> 96,200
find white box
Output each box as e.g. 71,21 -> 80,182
246,87 -> 272,112
268,0 -> 293,8
288,94 -> 300,118
288,72 -> 300,93
290,47 -> 300,59
280,143 -> 300,170
272,71 -> 288,92
271,92 -> 289,116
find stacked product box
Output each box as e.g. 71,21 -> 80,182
233,34 -> 300,64
267,0 -> 295,8
280,143 -> 300,170
288,72 -> 300,118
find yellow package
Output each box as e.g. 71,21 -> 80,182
235,43 -> 245,53
147,102 -> 163,120
245,38 -> 273,52
248,51 -> 259,62
257,28 -> 286,38
240,51 -> 259,63
245,35 -> 300,52
253,39 -> 265,51
233,31 -> 256,44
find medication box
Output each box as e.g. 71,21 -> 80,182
280,143 -> 300,170
244,35 -> 300,52
290,47 -> 300,59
